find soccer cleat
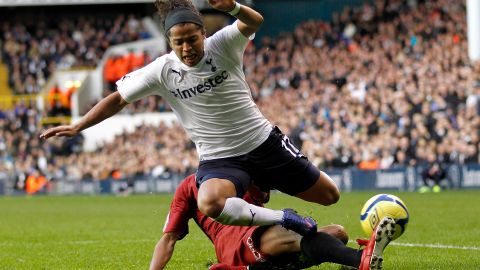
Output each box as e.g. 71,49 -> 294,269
358,217 -> 396,270
208,263 -> 247,270
281,208 -> 317,236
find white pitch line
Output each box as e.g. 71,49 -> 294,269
389,241 -> 480,251
349,240 -> 480,251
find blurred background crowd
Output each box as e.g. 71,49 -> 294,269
2,13 -> 150,95
0,0 -> 479,192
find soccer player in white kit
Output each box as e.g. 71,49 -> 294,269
40,0 -> 340,236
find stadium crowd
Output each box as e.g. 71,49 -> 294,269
1,12 -> 150,95
0,0 -> 479,190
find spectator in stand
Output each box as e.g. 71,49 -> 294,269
25,169 -> 47,195
419,151 -> 449,193
358,150 -> 380,171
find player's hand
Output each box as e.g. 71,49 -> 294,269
40,125 -> 79,140
207,0 -> 236,13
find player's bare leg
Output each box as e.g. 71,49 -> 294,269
259,224 -> 348,256
294,171 -> 340,206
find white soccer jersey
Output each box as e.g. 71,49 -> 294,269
116,22 -> 272,160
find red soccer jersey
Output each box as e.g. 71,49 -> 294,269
162,175 -> 269,265
163,174 -> 224,241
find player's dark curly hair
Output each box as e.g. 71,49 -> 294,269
155,0 -> 203,34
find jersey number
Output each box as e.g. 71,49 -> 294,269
281,135 -> 303,157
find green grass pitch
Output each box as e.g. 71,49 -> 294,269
1,190 -> 479,269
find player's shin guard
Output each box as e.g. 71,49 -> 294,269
300,231 -> 362,267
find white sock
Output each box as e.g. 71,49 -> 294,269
214,197 -> 284,226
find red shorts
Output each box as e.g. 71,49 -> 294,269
214,225 -> 270,266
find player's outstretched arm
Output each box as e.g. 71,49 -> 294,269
207,0 -> 263,37
149,232 -> 182,270
40,91 -> 128,140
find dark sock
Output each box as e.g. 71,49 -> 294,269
300,231 -> 362,267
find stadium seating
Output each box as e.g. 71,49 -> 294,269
0,0 -> 479,194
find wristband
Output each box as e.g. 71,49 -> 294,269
228,2 -> 241,16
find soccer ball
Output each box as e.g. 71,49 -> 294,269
360,194 -> 409,240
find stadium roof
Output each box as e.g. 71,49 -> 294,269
0,0 -> 250,7
0,0 -> 162,6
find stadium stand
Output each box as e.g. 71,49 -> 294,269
1,13 -> 150,94
0,0 -> 479,195
0,4 -> 157,192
